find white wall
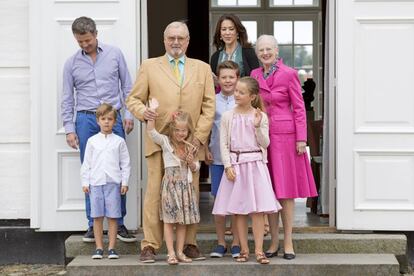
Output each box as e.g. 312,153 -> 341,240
0,0 -> 30,219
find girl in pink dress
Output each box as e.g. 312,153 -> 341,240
212,77 -> 282,264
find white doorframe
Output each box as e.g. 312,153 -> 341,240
328,0 -> 337,228
29,0 -> 42,229
137,0 -> 148,229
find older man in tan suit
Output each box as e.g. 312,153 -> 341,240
126,21 -> 215,263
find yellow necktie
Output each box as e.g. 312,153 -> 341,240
173,59 -> 182,84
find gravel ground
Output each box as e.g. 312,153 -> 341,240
0,265 -> 66,276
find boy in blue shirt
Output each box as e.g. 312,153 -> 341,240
206,61 -> 240,258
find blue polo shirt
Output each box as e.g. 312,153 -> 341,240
209,92 -> 235,165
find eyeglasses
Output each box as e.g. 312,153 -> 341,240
166,36 -> 188,43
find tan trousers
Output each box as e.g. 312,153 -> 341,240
141,151 -> 200,250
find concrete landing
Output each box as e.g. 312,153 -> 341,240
67,253 -> 400,276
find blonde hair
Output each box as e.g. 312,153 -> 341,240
167,110 -> 195,153
96,103 -> 117,120
238,77 -> 265,111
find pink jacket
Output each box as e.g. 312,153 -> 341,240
250,59 -> 307,141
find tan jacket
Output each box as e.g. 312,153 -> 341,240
126,54 -> 215,159
220,109 -> 270,168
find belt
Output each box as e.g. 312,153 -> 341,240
78,109 -> 121,115
230,150 -> 261,162
78,110 -> 96,115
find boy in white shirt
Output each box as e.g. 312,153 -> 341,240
81,103 -> 131,259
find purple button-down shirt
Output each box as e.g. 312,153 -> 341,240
61,42 -> 133,134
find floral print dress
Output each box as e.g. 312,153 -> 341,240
160,160 -> 200,224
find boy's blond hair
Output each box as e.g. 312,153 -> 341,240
96,103 -> 117,120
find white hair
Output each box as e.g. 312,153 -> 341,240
163,21 -> 190,38
255,35 -> 279,52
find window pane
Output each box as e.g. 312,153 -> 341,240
273,0 -> 293,5
271,0 -> 318,6
274,21 -> 292,44
294,21 -> 312,44
294,45 -> 312,70
238,0 -> 259,6
216,0 -> 236,6
294,0 -> 314,5
278,46 -> 293,67
242,21 -> 257,44
213,0 -> 259,6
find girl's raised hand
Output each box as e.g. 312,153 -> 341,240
225,167 -> 236,182
254,108 -> 262,128
145,98 -> 159,123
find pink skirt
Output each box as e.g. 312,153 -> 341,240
268,133 -> 318,199
212,160 -> 282,215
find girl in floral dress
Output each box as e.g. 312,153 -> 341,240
146,99 -> 200,265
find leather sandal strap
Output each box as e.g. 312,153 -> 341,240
256,252 -> 270,264
236,252 -> 249,262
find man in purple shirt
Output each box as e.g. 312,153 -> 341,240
61,16 -> 136,243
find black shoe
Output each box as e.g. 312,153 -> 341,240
117,225 -> 137,242
82,227 -> 95,243
283,253 -> 296,260
265,246 -> 280,258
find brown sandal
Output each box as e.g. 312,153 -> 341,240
177,252 -> 192,263
256,252 -> 270,265
167,255 -> 178,265
236,252 -> 249,263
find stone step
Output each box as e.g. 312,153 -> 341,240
65,233 -> 406,258
66,253 -> 400,276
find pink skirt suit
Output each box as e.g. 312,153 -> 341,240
250,59 -> 318,199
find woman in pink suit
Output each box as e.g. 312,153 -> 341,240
250,35 -> 317,260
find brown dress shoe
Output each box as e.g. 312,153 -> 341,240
140,246 -> 156,263
183,244 -> 206,261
